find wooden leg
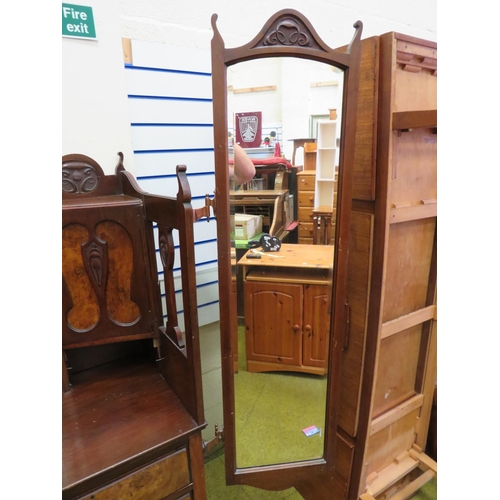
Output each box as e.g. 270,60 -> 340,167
63,351 -> 71,393
312,215 -> 319,244
385,470 -> 435,500
325,216 -> 333,244
189,433 -> 207,500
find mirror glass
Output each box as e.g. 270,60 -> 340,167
227,56 -> 344,468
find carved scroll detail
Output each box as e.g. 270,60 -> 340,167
82,237 -> 108,299
62,165 -> 99,193
158,224 -> 185,349
159,228 -> 174,270
263,17 -> 312,47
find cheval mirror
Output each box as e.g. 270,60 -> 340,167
210,9 -> 362,490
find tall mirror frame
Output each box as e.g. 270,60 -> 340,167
211,9 -> 362,490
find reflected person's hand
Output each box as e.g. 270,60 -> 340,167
230,143 -> 255,185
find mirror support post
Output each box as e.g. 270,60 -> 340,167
210,13 -> 238,485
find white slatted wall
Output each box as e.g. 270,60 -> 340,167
125,40 -> 219,330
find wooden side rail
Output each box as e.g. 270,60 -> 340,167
385,470 -> 435,500
361,445 -> 436,500
120,161 -> 204,423
392,110 -> 436,131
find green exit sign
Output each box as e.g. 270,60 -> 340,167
62,4 -> 97,40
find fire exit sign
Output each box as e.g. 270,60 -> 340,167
62,4 -> 97,40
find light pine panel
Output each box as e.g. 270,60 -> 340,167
351,33 -> 437,500
371,324 -> 422,417
390,129 -> 437,208
363,409 -> 421,483
394,69 -> 437,114
382,218 -> 435,323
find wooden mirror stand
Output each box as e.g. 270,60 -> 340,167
210,9 -> 363,491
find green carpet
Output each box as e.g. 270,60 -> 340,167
412,478 -> 437,499
205,453 -> 304,500
234,327 -> 328,467
206,327 -> 437,499
205,453 -> 437,499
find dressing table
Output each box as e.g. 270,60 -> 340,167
62,154 -> 207,499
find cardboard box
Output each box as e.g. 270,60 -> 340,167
234,214 -> 263,240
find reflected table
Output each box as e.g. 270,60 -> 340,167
238,244 -> 334,375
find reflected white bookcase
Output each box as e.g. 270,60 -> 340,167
314,120 -> 338,210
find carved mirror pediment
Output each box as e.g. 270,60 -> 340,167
210,9 -> 362,490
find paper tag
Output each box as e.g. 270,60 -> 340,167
302,425 -> 320,437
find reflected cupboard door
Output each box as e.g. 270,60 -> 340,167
244,280 -> 303,370
302,284 -> 331,370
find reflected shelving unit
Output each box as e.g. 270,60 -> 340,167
312,119 -> 338,244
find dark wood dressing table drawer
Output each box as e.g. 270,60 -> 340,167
80,447 -> 191,500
